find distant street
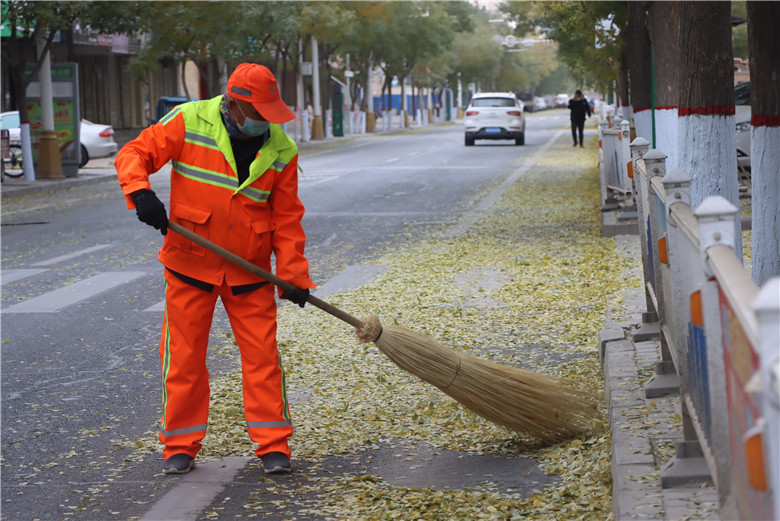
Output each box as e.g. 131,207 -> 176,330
1,111 -> 571,521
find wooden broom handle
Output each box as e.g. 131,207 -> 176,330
167,221 -> 365,330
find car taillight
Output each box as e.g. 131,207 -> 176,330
99,128 -> 114,138
507,111 -> 522,116
466,111 -> 479,116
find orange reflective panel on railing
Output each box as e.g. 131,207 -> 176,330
658,237 -> 668,264
627,161 -> 634,179
745,431 -> 768,491
690,290 -> 703,327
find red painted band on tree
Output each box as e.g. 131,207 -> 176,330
678,106 -> 736,116
751,115 -> 780,127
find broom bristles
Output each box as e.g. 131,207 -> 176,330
361,317 -> 597,444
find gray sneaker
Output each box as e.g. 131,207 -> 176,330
260,452 -> 291,474
163,453 -> 195,474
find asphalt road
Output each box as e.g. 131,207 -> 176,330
1,111 -> 570,521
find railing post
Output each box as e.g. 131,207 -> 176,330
629,138 -> 656,340
644,163 -> 681,399
696,196 -> 739,274
693,195 -> 739,505
599,119 -> 612,209
752,278 -> 780,520
658,170 -> 717,489
619,120 -> 634,207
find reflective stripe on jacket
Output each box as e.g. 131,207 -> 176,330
116,95 -> 315,290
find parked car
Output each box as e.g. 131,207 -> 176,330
78,119 -> 118,167
0,111 -> 117,168
464,92 -> 526,146
734,81 -> 751,170
533,96 -> 548,112
0,111 -> 22,169
554,94 -> 569,108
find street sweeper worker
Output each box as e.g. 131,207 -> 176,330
115,63 -> 314,475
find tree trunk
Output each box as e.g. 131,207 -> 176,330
627,2 -> 652,141
180,61 -> 191,100
649,1 -> 679,169
677,1 -> 739,220
747,1 -> 780,284
617,20 -> 632,120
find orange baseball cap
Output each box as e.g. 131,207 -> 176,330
228,63 -> 295,123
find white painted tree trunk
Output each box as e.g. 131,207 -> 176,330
619,104 -> 634,125
678,113 -> 742,256
633,109 -> 652,143
751,125 -> 780,285
655,108 -> 678,171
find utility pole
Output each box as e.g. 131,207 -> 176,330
366,54 -> 375,132
296,38 -> 306,142
35,34 -> 64,179
345,54 -> 352,134
310,36 -> 324,140
457,73 -> 463,119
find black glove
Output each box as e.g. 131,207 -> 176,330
281,288 -> 309,308
132,189 -> 168,236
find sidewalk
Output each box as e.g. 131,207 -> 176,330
602,236 -> 720,520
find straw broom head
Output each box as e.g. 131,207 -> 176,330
356,315 -> 597,445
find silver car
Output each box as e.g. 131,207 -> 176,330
735,82 -> 751,170
0,111 -> 118,169
464,92 -> 526,146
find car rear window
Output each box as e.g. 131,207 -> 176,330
471,98 -> 516,108
734,82 -> 750,106
1,113 -> 20,129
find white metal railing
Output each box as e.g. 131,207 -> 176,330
598,106 -> 634,209
630,145 -> 779,520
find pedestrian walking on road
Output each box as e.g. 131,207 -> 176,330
115,63 -> 315,476
568,89 -> 591,148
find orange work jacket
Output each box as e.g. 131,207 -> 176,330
115,95 -> 315,291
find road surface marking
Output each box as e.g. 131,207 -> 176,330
313,264 -> 389,298
140,457 -> 248,521
144,300 -> 166,313
3,271 -> 147,313
1,269 -> 48,285
447,129 -> 565,238
32,244 -> 112,266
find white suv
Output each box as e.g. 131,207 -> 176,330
464,92 -> 526,146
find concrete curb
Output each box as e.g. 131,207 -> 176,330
603,235 -> 720,520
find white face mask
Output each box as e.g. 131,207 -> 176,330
236,102 -> 270,136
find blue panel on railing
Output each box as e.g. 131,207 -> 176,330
688,322 -> 712,441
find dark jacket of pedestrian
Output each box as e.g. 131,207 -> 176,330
568,92 -> 591,123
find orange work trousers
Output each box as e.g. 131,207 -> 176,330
158,269 -> 292,460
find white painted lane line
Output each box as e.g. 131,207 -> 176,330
140,457 -> 248,521
385,156 -> 400,163
32,244 -> 112,266
3,271 -> 147,313
144,300 -> 165,313
313,264 -> 389,298
1,269 -> 49,285
447,129 -> 565,238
